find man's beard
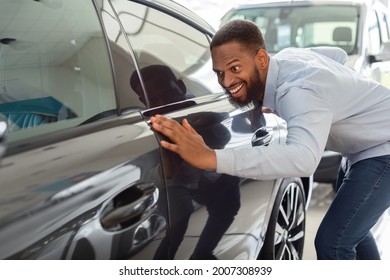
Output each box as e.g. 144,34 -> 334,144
227,67 -> 263,110
228,95 -> 263,110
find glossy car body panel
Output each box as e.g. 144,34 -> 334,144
0,112 -> 162,259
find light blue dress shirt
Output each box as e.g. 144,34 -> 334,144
216,47 -> 390,180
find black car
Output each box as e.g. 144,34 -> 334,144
0,0 -> 312,260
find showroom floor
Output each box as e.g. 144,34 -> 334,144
303,183 -> 390,260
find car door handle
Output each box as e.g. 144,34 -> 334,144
100,183 -> 158,230
251,127 -> 274,147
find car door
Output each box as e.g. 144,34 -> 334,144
108,0 -> 284,260
0,0 -> 167,259
365,5 -> 390,88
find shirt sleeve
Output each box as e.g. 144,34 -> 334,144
216,88 -> 334,180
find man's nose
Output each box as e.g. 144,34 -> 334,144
221,72 -> 234,88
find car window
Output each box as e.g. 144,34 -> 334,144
222,5 -> 359,54
377,9 -> 390,43
368,10 -> 382,54
0,0 -> 117,142
110,0 -> 221,108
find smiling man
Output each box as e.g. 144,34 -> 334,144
150,19 -> 390,260
212,37 -> 267,109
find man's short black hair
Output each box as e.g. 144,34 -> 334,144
210,19 -> 266,53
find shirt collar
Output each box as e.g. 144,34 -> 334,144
263,55 -> 278,112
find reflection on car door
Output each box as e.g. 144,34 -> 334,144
0,0 -> 168,259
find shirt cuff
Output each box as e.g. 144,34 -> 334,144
215,148 -> 235,175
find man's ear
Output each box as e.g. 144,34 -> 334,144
177,79 -> 187,95
256,49 -> 268,70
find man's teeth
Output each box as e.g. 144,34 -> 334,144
230,83 -> 244,94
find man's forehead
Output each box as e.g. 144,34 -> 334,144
212,42 -> 249,68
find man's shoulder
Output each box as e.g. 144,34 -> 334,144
275,47 -> 347,65
308,47 -> 347,64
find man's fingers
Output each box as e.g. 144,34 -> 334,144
151,115 -> 196,150
182,118 -> 205,143
160,140 -> 178,153
151,115 -> 205,147
182,118 -> 197,134
150,115 -> 179,139
152,115 -> 184,131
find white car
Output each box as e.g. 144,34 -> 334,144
221,0 -> 390,87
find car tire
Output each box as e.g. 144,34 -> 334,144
259,177 -> 306,260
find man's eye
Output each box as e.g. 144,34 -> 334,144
215,71 -> 223,78
232,66 -> 240,72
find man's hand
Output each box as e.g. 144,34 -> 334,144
150,115 -> 217,170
